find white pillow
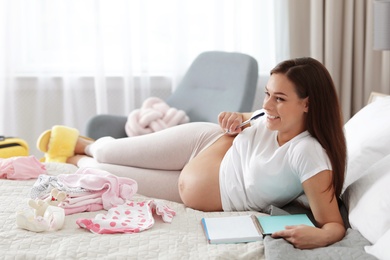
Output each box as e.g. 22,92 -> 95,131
365,228 -> 390,260
343,96 -> 390,192
344,154 -> 390,244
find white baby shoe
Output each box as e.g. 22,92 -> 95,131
16,205 -> 65,232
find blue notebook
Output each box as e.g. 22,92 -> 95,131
256,214 -> 315,235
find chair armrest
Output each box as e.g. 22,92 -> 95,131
86,115 -> 128,140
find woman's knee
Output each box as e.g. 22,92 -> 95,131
91,145 -> 112,163
86,137 -> 116,163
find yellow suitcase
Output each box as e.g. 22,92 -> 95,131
0,136 -> 29,158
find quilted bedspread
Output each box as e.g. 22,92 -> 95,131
0,163 -> 265,260
263,229 -> 376,260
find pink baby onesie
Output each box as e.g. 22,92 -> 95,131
0,156 -> 46,180
76,200 -> 176,234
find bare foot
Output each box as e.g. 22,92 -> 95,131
74,137 -> 94,155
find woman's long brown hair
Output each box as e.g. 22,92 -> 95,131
270,57 -> 346,199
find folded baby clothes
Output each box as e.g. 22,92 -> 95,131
30,174 -> 93,200
59,190 -> 105,215
76,200 -> 176,234
30,167 -> 138,215
57,167 -> 138,210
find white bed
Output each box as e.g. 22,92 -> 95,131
1,92 -> 390,260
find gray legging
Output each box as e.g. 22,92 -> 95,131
77,122 -> 224,202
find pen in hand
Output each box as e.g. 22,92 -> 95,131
225,110 -> 265,134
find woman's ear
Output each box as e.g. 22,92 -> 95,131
303,97 -> 309,113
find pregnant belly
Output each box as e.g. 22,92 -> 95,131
178,134 -> 235,211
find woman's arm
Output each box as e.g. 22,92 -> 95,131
218,112 -> 253,134
271,170 -> 345,249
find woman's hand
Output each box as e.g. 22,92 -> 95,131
271,225 -> 329,249
218,112 -> 243,134
218,112 -> 251,135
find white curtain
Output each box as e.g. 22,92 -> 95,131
0,0 -> 277,157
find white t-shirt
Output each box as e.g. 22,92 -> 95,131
219,111 -> 332,212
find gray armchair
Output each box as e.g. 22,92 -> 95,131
82,51 -> 259,202
86,51 -> 259,140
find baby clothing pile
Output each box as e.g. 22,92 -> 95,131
10,160 -> 175,233
30,167 -> 138,215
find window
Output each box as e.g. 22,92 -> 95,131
8,0 -> 276,76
